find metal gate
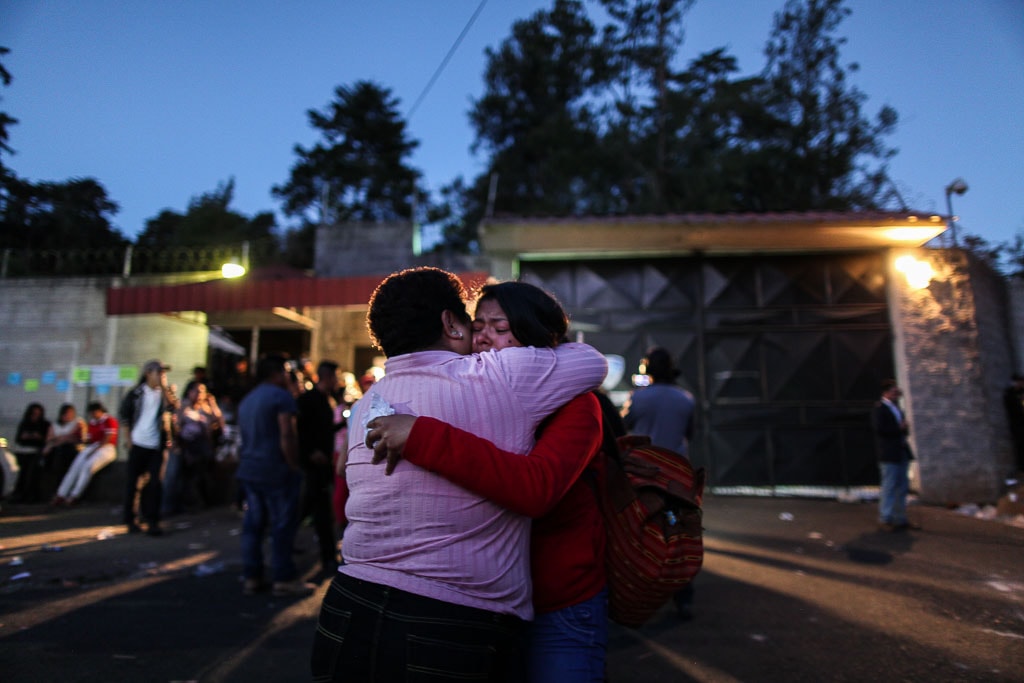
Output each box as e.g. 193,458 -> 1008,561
520,252 -> 893,491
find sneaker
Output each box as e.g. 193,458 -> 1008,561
127,522 -> 143,534
271,580 -> 317,597
146,525 -> 164,537
878,522 -> 898,533
242,578 -> 265,596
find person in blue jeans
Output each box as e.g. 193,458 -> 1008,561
236,354 -> 314,597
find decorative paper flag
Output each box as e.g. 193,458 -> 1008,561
72,367 -> 91,384
41,371 -> 57,385
7,373 -> 21,386
56,380 -> 70,392
119,365 -> 138,382
24,379 -> 40,392
96,385 -> 111,395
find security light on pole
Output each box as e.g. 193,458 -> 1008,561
944,178 -> 968,247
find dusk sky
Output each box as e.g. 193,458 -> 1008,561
3,1 -> 1022,249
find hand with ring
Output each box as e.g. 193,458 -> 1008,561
365,414 -> 418,475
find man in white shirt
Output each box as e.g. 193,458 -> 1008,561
119,359 -> 178,536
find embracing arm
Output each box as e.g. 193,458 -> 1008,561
372,393 -> 602,518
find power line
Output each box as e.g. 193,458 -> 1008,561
406,0 -> 489,121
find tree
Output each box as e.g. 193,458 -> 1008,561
135,179 -> 275,249
469,0 -> 611,217
131,179 -> 279,271
0,46 -> 16,176
755,0 -> 898,210
273,80 -> 422,225
598,0 -> 695,211
0,176 -> 124,250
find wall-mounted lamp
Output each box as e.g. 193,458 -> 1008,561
894,255 -> 934,290
944,177 -> 968,246
221,259 -> 246,279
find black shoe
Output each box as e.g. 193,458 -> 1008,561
127,522 -> 143,534
146,525 -> 164,537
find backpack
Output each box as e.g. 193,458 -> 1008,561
596,434 -> 705,627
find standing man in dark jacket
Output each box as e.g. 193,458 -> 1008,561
119,359 -> 179,536
872,379 -> 918,532
296,360 -> 341,574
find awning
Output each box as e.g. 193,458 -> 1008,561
207,327 -> 246,355
107,271 -> 491,315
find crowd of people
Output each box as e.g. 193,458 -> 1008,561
11,263 -> 1024,681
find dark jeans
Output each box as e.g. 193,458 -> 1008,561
12,450 -> 43,502
164,442 -> 213,515
311,573 -> 526,682
240,476 -> 301,583
42,444 -> 77,500
123,445 -> 164,526
301,465 -> 336,568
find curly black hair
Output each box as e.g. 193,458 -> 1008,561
367,267 -> 471,357
477,281 -> 568,349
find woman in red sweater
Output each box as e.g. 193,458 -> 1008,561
366,281 -> 613,683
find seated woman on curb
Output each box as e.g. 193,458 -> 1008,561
42,403 -> 86,499
310,268 -> 608,682
52,401 -> 118,507
365,281 -> 614,683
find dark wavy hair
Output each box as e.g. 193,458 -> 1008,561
256,354 -> 289,382
476,281 -> 568,349
19,402 -> 46,425
367,267 -> 471,357
644,347 -> 680,384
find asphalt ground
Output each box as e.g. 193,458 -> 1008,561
1,495 -> 1023,682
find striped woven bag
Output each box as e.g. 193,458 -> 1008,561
599,436 -> 705,627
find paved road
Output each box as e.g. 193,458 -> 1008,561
2,496 -> 1022,682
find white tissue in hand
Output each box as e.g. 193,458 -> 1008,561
362,393 -> 395,438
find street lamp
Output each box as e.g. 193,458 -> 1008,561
944,178 -> 968,246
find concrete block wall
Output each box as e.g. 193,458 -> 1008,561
310,308 -> 374,376
316,222 -> 416,277
0,277 -> 209,457
314,221 -> 489,280
890,250 -> 1015,503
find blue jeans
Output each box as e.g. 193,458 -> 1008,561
240,475 -> 301,583
879,461 -> 909,525
528,588 -> 608,683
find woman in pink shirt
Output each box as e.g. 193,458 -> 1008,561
310,267 -> 608,682
365,281 -> 615,683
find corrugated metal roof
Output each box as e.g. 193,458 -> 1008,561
108,271 -> 491,315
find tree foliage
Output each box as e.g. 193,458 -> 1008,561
755,0 -> 897,210
0,46 -> 16,175
469,0 -> 609,217
0,176 -> 125,250
433,0 -> 901,251
135,178 -> 276,249
273,80 -> 423,225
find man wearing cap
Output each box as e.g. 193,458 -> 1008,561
119,359 -> 179,536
